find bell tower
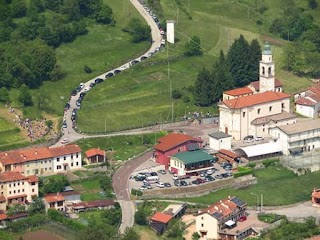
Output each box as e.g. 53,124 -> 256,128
259,42 -> 275,93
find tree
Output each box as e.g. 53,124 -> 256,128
126,18 -> 151,43
167,219 -> 185,239
11,0 -> 27,18
248,39 -> 261,81
121,228 -> 140,240
172,89 -> 182,99
78,0 -> 102,18
184,35 -> 202,56
28,197 -> 45,215
42,175 -> 69,194
18,84 -> 33,106
61,0 -> 81,21
193,67 -> 214,106
29,0 -> 45,14
134,207 -> 147,225
192,232 -> 200,240
309,0 -> 318,9
0,87 -> 10,103
7,204 -> 26,216
96,4 -> 114,24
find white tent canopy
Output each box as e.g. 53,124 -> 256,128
237,142 -> 282,158
225,220 -> 236,227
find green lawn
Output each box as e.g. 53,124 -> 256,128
176,165 -> 320,206
76,0 -> 313,133
0,116 -> 27,150
76,132 -> 167,161
71,177 -> 109,201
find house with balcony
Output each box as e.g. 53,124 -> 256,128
0,144 -> 82,176
169,150 -> 217,176
0,172 -> 38,211
154,133 -> 203,169
269,118 -> 320,155
294,82 -> 320,118
196,196 -> 249,240
43,193 -> 65,212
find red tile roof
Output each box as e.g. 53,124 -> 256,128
296,97 -> 316,106
0,172 -> 27,182
205,198 -> 238,219
85,148 -> 105,158
26,175 -> 39,183
0,212 -> 7,220
155,133 -> 202,152
72,199 -> 114,209
0,144 -> 81,165
224,87 -> 253,96
218,149 -> 239,159
249,79 -> 283,91
221,91 -> 290,109
44,193 -> 65,203
151,212 -> 173,224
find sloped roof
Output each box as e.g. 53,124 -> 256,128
155,133 -> 202,152
0,144 -> 81,165
172,150 -> 215,164
221,91 -> 290,109
0,172 -> 27,182
218,149 -> 239,159
0,195 -> 6,202
249,79 -> 283,91
208,132 -> 232,140
26,175 -> 39,183
85,148 -> 105,158
237,142 -> 282,158
204,197 -> 239,220
251,111 -> 296,125
276,118 -> 320,135
44,193 -> 65,203
151,212 -> 173,224
72,199 -> 114,209
224,87 -> 253,96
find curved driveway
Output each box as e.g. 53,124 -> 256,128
55,0 -> 163,147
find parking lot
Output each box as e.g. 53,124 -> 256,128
129,160 -> 234,192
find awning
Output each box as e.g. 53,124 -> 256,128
225,220 -> 236,227
289,147 -> 303,154
236,142 -> 282,158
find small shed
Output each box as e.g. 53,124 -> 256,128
85,148 -> 106,164
208,132 -> 232,151
150,212 -> 173,235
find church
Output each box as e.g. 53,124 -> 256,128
218,43 -> 296,140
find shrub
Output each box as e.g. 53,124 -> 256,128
262,159 -> 279,168
258,213 -> 285,223
84,65 -> 92,73
45,120 -> 53,128
131,188 -> 143,196
172,89 -> 182,99
134,207 -> 147,225
234,167 -> 253,178
247,162 -> 256,168
183,96 -> 190,103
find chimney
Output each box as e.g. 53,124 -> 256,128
4,152 -> 8,156
35,151 -> 38,155
214,206 -> 219,211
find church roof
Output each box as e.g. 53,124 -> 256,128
221,91 -> 290,109
224,87 -> 253,96
249,79 -> 283,91
251,111 -> 296,125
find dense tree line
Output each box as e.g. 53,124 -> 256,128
193,35 -> 261,106
269,0 -> 320,77
0,0 -> 114,90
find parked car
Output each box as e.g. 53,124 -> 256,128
158,169 -> 166,175
150,172 -> 158,176
140,56 -> 148,61
224,165 -> 232,171
255,136 -> 264,141
238,216 -> 247,222
199,171 -> 206,177
71,90 -> 77,96
89,82 -> 96,88
131,60 -> 139,66
105,72 -> 114,78
207,168 -> 215,175
204,175 -> 215,182
79,92 -> 86,98
95,78 -> 103,84
196,178 -> 205,184
174,180 -> 181,187
215,174 -> 223,179
64,103 -> 70,110
79,83 -> 84,88
135,176 -> 146,181
172,174 -> 179,180
62,120 -> 67,128
139,185 -> 147,191
114,69 -> 121,74
191,180 -> 200,185
244,135 -> 254,143
180,180 -> 188,186
61,138 -> 70,144
164,182 -> 172,188
156,182 -> 165,188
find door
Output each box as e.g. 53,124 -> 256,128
225,127 -> 228,134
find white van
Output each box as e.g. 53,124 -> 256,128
146,176 -> 159,183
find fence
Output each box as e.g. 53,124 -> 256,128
280,150 -> 320,171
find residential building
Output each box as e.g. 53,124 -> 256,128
196,196 -> 248,240
0,172 -> 38,211
169,150 -> 216,176
312,188 -> 320,206
209,132 -> 232,151
154,133 -> 203,168
0,144 -> 82,176
85,148 -> 106,164
294,82 -> 320,118
269,118 -> 320,155
218,91 -> 292,140
45,190 -> 81,204
43,193 -> 65,212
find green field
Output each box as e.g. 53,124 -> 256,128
176,165 -> 319,206
0,117 -> 27,150
76,132 -> 167,161
76,0 -> 314,133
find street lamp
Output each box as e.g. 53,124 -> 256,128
250,192 -> 259,212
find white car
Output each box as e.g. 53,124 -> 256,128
161,39 -> 166,45
156,182 -> 165,188
160,30 -> 164,35
172,174 -> 179,180
207,168 -> 215,175
139,185 -> 147,191
79,83 -> 84,88
61,138 -> 70,144
83,87 -> 91,92
255,136 -> 264,141
120,65 -> 128,70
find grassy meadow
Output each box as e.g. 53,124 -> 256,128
76,0 -> 315,133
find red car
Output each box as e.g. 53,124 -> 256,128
238,216 -> 247,222
196,178 -> 206,184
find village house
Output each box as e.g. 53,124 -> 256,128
43,193 -> 65,212
218,43 -> 294,141
196,196 -> 249,240
208,132 -> 232,151
154,133 -> 203,168
269,118 -> 320,155
85,148 -> 106,165
169,150 -> 217,176
0,144 -> 82,176
294,82 -> 320,118
0,172 -> 38,211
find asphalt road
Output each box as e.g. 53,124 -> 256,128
54,0 -> 163,147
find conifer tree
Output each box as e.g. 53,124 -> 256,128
248,39 -> 261,81
193,67 -> 214,106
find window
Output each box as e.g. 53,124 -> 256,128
14,190 -> 16,194
76,153 -> 79,158
18,182 -> 20,186
57,165 -> 62,170
64,156 -> 66,160
45,161 -> 47,164
57,158 -> 60,162
71,163 -> 73,167
41,161 -> 43,164
71,154 -> 73,160
201,217 -> 204,220
243,112 -> 246,117
263,128 -> 265,132
13,183 -> 15,187
282,103 -> 285,108
31,182 -> 36,186
18,189 -> 20,193
9,184 -> 11,188
22,189 -> 24,192
201,224 -> 204,227
32,189 -> 35,193
269,106 -> 272,112
49,167 -> 52,170
1,192 -> 3,195
9,191 -> 11,194
257,108 -> 261,114
262,67 -> 265,75
76,162 -> 79,166
45,168 -> 47,171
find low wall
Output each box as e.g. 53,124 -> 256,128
141,174 -> 257,199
